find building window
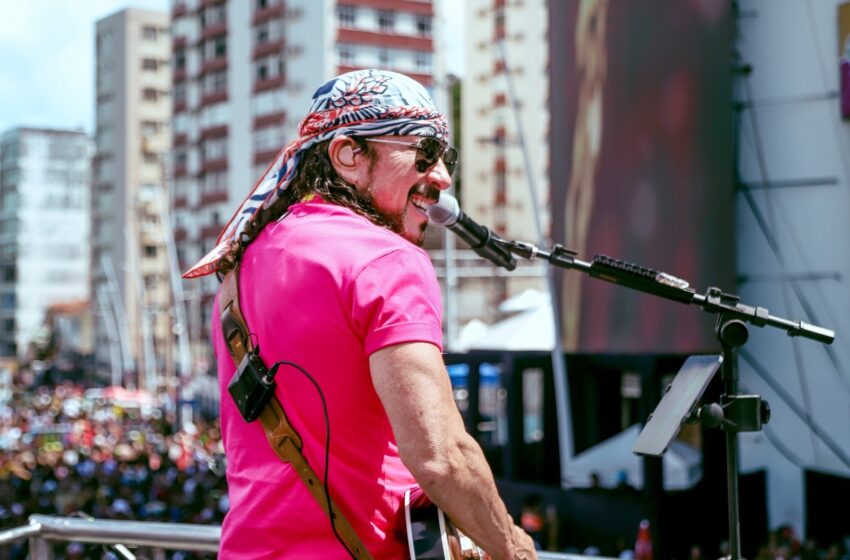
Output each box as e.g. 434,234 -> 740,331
377,11 -> 395,33
339,45 -> 354,66
175,48 -> 186,69
202,36 -> 227,61
378,49 -> 391,67
173,82 -> 187,104
200,4 -> 226,28
338,5 -> 356,28
214,36 -> 227,58
142,88 -> 162,101
143,245 -> 158,258
415,16 -> 432,37
414,51 -> 431,72
205,70 -> 227,94
142,25 -> 158,40
142,58 -> 159,71
255,56 -> 283,82
202,169 -> 227,193
201,137 -> 228,162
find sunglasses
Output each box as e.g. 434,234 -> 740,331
363,137 -> 458,176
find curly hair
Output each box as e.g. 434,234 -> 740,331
217,138 -> 393,276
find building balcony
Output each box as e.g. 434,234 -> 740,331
252,38 -> 285,60
253,75 -> 285,94
174,227 -> 188,242
174,100 -> 188,113
200,90 -> 228,107
173,67 -> 187,82
253,148 -> 280,166
174,196 -> 189,209
199,124 -> 228,140
173,36 -> 187,49
198,57 -> 227,76
336,28 -> 432,51
341,0 -> 433,16
199,0 -> 225,9
200,223 -> 223,240
252,2 -> 286,26
173,133 -> 188,147
253,111 -> 286,130
200,190 -> 229,206
199,158 -> 228,174
174,164 -> 188,178
199,22 -> 227,41
172,2 -> 188,19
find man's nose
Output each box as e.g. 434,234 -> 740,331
426,158 -> 453,191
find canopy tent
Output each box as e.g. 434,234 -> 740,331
563,423 -> 702,491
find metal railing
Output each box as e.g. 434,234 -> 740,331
0,515 -> 219,559
0,515 -> 610,559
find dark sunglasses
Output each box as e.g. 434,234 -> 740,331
363,137 -> 458,176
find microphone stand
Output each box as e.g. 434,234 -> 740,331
495,239 -> 835,560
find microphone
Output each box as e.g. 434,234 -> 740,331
427,193 -> 516,271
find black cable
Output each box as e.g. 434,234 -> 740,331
271,360 -> 356,560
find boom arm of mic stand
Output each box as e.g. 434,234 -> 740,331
495,240 -> 836,345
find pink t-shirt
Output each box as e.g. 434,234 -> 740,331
212,200 -> 444,559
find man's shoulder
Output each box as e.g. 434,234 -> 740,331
284,202 -> 421,253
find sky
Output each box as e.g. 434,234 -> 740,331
0,1 -> 464,136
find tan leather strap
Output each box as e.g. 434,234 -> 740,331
219,267 -> 373,560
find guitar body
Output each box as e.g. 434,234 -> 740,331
404,489 -> 485,560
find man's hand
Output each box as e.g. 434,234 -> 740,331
509,525 -> 538,559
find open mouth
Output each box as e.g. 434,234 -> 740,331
409,191 -> 437,217
410,197 -> 430,214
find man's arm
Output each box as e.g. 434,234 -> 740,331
370,342 -> 537,560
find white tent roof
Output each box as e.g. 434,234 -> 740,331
563,424 -> 702,491
465,303 -> 555,351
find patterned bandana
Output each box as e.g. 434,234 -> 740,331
183,69 -> 448,279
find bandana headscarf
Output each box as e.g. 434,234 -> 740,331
183,69 -> 449,279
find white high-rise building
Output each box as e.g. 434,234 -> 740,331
457,0 -> 549,324
93,9 -> 173,389
0,128 -> 92,358
169,0 -> 444,365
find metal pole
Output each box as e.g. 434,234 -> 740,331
101,254 -> 135,384
95,287 -> 123,387
128,224 -> 156,392
497,39 -> 575,468
444,74 -> 460,350
157,190 -> 194,428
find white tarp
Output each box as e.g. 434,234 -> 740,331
563,424 -> 702,491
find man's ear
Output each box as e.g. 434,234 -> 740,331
328,136 -> 364,187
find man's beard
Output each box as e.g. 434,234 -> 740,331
372,200 -> 425,246
365,184 -> 440,247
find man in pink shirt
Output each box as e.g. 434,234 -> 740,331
186,69 -> 537,559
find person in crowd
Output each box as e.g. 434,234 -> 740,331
184,68 -> 537,559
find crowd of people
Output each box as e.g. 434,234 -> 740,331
0,370 -> 226,559
1,361 -> 848,559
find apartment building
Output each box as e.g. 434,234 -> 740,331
0,128 -> 92,359
458,0 -> 549,323
92,9 -> 173,389
170,0 -> 442,365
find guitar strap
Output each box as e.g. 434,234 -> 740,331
219,265 -> 374,560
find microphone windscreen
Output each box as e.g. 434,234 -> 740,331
427,193 -> 460,226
